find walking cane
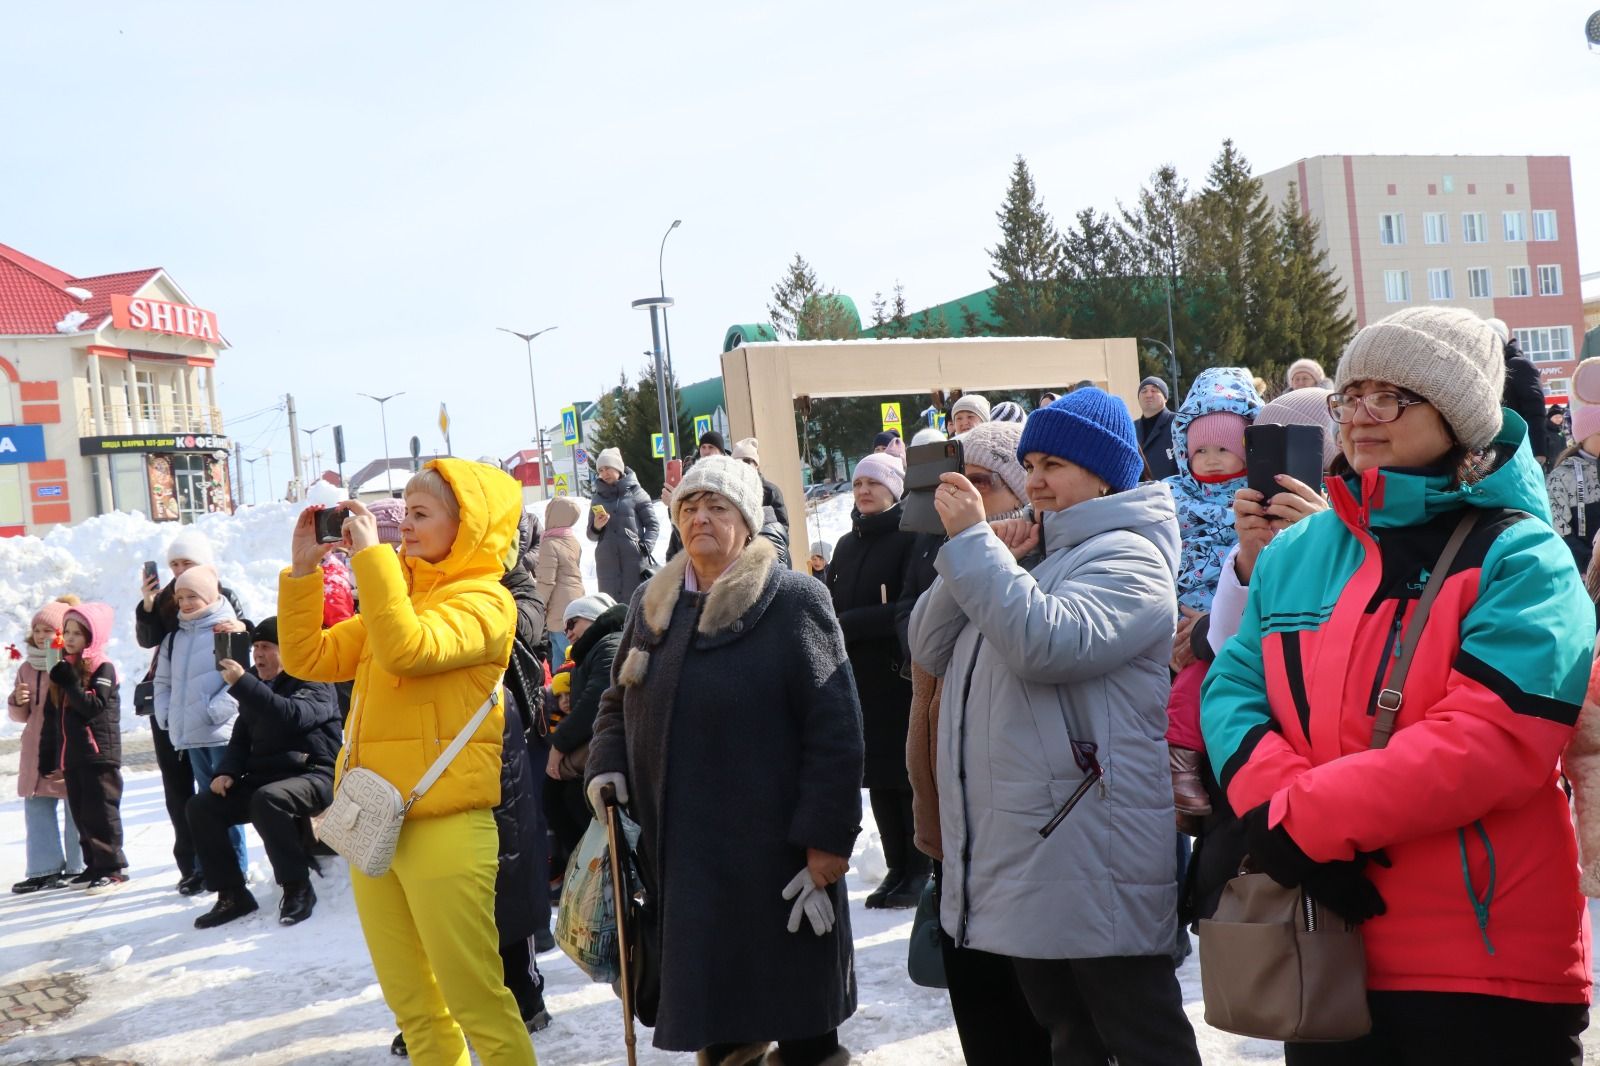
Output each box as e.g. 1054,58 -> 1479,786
599,783 -> 638,1066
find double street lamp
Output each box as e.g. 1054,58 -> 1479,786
359,392 -> 405,494
497,326 -> 559,500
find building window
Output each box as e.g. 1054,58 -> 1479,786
1384,270 -> 1411,303
1424,213 -> 1448,244
1503,211 -> 1526,242
171,454 -> 210,525
0,467 -> 22,527
1466,267 -> 1493,299
1427,268 -> 1454,300
1508,266 -> 1531,297
1538,265 -> 1563,296
1514,327 -> 1574,363
1462,212 -> 1486,243
109,453 -> 149,517
1533,210 -> 1559,242
1548,378 -> 1572,399
1379,213 -> 1406,245
1442,175 -> 1455,193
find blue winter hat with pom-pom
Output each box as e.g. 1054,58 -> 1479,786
1017,388 -> 1144,493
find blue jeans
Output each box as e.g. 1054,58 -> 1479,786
24,795 -> 83,877
188,745 -> 248,877
548,630 -> 570,666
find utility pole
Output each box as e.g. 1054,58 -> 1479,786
285,393 -> 305,502
232,441 -> 243,511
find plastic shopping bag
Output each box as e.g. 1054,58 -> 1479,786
556,813 -> 640,982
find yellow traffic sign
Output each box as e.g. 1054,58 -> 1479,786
552,473 -> 570,495
881,402 -> 901,432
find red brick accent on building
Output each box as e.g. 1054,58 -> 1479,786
1343,157 -> 1369,328
1386,183 -> 1397,195
27,460 -> 66,479
1428,183 -> 1437,195
31,503 -> 70,525
21,404 -> 59,425
86,345 -> 128,361
1506,183 -> 1516,195
0,526 -> 24,539
1467,183 -> 1477,195
18,381 -> 57,402
0,357 -> 16,384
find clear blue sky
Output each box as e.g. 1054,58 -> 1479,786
4,0 -> 1594,476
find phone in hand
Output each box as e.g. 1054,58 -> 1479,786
1245,424 -> 1326,498
142,560 -> 159,587
314,506 -> 350,545
214,630 -> 252,670
900,440 -> 965,535
592,504 -> 608,520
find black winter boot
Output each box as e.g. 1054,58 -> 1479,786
176,871 -> 206,896
864,868 -> 903,910
279,879 -> 316,925
390,1032 -> 407,1057
195,887 -> 259,929
884,849 -> 932,909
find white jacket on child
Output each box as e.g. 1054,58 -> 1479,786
153,598 -> 240,751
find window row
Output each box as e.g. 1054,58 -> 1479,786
1383,265 -> 1563,302
1380,209 -> 1558,246
1513,326 -> 1575,364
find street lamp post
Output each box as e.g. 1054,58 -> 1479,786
659,220 -> 682,447
243,452 -> 267,505
497,326 -> 559,500
1140,339 -> 1180,405
262,447 -> 274,503
358,392 -> 405,495
301,423 -> 330,489
631,297 -> 676,486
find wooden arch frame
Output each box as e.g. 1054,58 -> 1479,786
719,336 -> 1143,568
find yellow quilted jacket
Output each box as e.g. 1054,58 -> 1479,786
278,458 -> 521,819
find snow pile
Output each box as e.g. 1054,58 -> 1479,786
63,286 -> 93,302
53,309 -> 89,333
0,495 -> 606,739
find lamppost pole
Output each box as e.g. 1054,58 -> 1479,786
301,423 -> 330,489
631,297 -> 676,486
497,326 -> 559,500
358,393 -> 405,495
659,220 -> 682,448
1140,339 -> 1179,403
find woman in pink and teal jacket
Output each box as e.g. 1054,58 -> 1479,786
1202,307 -> 1594,1064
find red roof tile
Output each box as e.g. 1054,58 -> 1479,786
0,243 -> 161,337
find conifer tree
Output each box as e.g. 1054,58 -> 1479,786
1061,207 -> 1139,340
987,156 -> 1069,337
1274,182 -> 1356,368
1188,140 -> 1285,367
768,254 -> 822,340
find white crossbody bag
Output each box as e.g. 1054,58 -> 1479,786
316,689 -> 500,878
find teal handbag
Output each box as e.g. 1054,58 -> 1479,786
907,877 -> 949,989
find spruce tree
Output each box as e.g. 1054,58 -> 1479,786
1120,165 -> 1201,389
987,155 -> 1069,337
885,282 -> 911,338
1189,140 -> 1286,369
1274,182 -> 1356,369
768,253 -> 821,340
1061,207 -> 1140,340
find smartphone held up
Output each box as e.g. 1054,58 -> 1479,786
314,506 -> 351,545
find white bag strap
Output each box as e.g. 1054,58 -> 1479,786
404,688 -> 500,812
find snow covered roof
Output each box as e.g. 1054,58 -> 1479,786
1582,271 -> 1600,305
0,241 -> 162,336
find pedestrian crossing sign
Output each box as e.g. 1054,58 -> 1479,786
561,407 -> 579,446
651,433 -> 679,459
881,403 -> 901,432
694,414 -> 712,440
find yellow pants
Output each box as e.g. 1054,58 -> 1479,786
352,807 -> 537,1066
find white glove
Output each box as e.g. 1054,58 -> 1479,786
586,772 -> 629,817
782,868 -> 836,936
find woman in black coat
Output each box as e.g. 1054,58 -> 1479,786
587,457 -> 862,1066
826,452 -> 920,910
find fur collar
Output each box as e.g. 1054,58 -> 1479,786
638,537 -> 778,639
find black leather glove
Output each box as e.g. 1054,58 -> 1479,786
1240,804 -> 1388,924
48,659 -> 76,687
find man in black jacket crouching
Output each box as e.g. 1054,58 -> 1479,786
187,616 -> 342,930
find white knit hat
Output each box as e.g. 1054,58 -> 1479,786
950,394 -> 991,422
166,529 -> 216,569
670,455 -> 764,537
1333,307 -> 1505,450
910,427 -> 948,447
596,447 -> 625,474
731,437 -> 760,466
563,592 -> 617,625
1285,358 -> 1328,387
959,421 -> 1028,503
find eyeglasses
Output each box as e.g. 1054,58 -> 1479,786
965,472 -> 995,491
1038,739 -> 1102,839
1326,391 -> 1430,424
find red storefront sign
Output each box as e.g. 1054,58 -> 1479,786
110,295 -> 220,342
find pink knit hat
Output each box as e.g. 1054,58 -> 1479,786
31,596 -> 77,638
1186,412 -> 1248,462
367,497 -> 406,545
852,452 -> 905,500
175,565 -> 221,606
1570,359 -> 1600,445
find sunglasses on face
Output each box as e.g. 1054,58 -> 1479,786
1327,391 -> 1429,424
965,472 -> 995,491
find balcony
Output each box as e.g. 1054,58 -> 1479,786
79,403 -> 226,438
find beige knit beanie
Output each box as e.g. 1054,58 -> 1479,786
1333,307 -> 1505,450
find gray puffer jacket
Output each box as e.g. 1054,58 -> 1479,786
909,482 -> 1181,960
153,598 -> 241,751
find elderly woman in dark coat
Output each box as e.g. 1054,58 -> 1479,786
586,455 -> 864,1066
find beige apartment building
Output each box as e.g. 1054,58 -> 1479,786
1260,155 -> 1586,402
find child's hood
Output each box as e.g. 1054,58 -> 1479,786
63,602 -> 118,680
1171,367 -> 1263,478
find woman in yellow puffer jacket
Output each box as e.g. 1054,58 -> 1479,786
278,458 -> 537,1066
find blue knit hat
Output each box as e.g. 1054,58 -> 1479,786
1016,388 -> 1144,492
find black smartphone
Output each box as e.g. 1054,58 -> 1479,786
1246,424 -> 1326,498
314,506 -> 350,544
142,560 -> 159,586
214,630 -> 252,670
900,440 -> 965,535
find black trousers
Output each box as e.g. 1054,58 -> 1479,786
151,720 -> 197,877
703,1030 -> 838,1066
943,938 -> 1051,1065
1284,991 -> 1588,1066
869,788 -> 928,879
65,764 -> 126,875
186,775 -> 332,891
1010,954 -> 1202,1066
543,775 -> 589,869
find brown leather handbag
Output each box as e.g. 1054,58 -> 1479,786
1198,511 -> 1479,1043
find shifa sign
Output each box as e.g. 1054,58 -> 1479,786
111,294 -> 221,343
0,425 -> 47,465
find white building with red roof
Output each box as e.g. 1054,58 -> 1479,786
0,241 -> 231,535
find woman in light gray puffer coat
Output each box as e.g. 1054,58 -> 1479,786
154,565 -> 247,876
909,389 -> 1200,1066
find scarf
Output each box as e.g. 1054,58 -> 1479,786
24,641 -> 50,672
544,525 -> 575,539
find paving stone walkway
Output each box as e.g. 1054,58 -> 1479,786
0,973 -> 88,1041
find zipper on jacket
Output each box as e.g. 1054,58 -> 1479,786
1302,892 -> 1317,933
956,633 -> 984,948
1364,601 -> 1406,718
1457,821 -> 1498,956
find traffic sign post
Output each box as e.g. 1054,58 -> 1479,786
651,434 -> 679,460
880,402 -> 902,433
561,407 -> 579,446
553,473 -> 570,495
693,414 -> 712,441
439,404 -> 451,455
408,435 -> 422,473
